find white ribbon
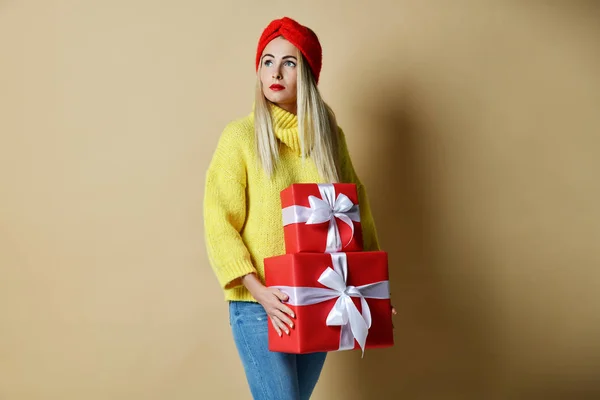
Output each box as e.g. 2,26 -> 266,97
272,253 -> 390,355
282,184 -> 361,253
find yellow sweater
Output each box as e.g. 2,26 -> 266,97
204,104 -> 380,302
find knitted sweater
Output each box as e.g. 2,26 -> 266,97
204,104 -> 380,302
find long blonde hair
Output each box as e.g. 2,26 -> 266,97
254,50 -> 340,182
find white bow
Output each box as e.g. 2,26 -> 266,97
282,184 -> 361,252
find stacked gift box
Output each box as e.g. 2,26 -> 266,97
265,183 -> 394,354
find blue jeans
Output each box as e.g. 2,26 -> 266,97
229,301 -> 327,400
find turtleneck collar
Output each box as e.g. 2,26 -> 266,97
270,104 -> 302,154
251,102 -> 302,155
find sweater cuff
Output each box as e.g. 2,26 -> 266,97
216,258 -> 257,290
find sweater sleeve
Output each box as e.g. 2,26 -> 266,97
204,124 -> 256,290
337,127 -> 381,251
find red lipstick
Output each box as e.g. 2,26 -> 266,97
270,84 -> 285,91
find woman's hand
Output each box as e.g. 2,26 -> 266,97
242,273 -> 295,337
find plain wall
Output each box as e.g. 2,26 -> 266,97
1,1 -> 599,399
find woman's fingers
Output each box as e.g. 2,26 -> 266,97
270,315 -> 290,336
278,303 -> 295,319
270,316 -> 283,337
273,289 -> 289,303
273,309 -> 294,332
267,307 -> 294,335
269,290 -> 295,319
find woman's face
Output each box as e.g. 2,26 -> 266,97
259,36 -> 298,114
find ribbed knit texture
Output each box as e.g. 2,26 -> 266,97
204,104 -> 380,302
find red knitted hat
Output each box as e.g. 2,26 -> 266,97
255,17 -> 323,84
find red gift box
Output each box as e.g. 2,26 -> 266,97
265,251 -> 394,354
280,183 -> 363,254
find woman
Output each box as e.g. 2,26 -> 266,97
204,17 -> 391,399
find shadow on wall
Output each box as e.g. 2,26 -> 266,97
324,0 -> 600,396
326,76 -> 502,400
331,77 -> 600,400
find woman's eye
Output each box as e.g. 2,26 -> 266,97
284,61 -> 296,67
263,60 -> 273,67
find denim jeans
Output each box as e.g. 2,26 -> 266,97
229,301 -> 327,400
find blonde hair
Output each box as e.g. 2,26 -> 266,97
254,50 -> 340,182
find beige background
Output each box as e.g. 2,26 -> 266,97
1,1 -> 599,399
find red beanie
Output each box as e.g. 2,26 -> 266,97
255,17 -> 323,84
